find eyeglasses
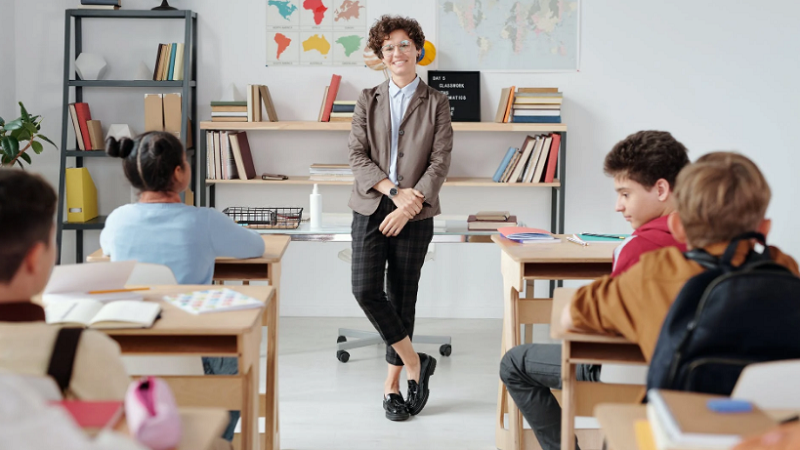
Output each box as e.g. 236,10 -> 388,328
381,40 -> 413,56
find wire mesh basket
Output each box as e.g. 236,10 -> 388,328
222,207 -> 303,229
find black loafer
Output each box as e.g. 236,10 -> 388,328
406,352 -> 437,416
383,393 -> 410,421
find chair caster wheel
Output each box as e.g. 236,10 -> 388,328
336,350 -> 350,363
337,335 -> 347,343
439,344 -> 452,357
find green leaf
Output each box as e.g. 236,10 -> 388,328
23,122 -> 37,135
19,152 -> 32,164
0,116 -> 4,126
31,140 -> 43,155
38,134 -> 56,147
11,129 -> 31,143
3,119 -> 23,131
1,136 -> 19,158
16,160 -> 23,168
18,102 -> 30,121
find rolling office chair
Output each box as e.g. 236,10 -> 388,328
334,247 -> 452,363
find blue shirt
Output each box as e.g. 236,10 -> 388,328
388,76 -> 420,185
100,203 -> 265,285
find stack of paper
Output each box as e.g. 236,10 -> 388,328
164,288 -> 264,315
498,227 -> 559,244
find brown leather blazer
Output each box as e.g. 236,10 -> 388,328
348,79 -> 453,220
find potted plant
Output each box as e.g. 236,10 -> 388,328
0,102 -> 56,167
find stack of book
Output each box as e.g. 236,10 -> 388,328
309,164 -> 354,182
68,102 -> 104,151
644,390 -> 776,450
80,0 -> 121,9
494,87 -> 562,123
152,43 -> 185,81
493,134 -> 561,184
317,74 -> 342,122
205,131 -> 256,180
330,100 -> 356,122
467,211 -> 518,231
498,227 -> 559,244
211,101 -> 247,122
210,85 -> 278,123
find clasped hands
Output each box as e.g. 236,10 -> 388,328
379,188 -> 425,236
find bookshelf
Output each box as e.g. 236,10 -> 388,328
198,120 -> 568,235
56,9 -> 198,263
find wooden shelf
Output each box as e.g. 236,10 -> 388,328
199,121 -> 567,132
206,177 -> 561,188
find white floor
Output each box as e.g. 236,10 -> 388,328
266,317 -> 505,450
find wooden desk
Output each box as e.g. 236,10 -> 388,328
102,285 -> 273,450
493,236 -> 615,450
551,288 -> 647,450
87,234 -> 290,450
112,407 -> 229,450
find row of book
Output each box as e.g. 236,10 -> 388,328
205,131 -> 256,180
466,211 -> 518,231
79,0 -> 120,9
494,87 -> 562,124
68,103 -> 103,151
309,163 -> 354,182
317,74 -> 354,122
152,43 -> 186,81
211,85 -> 278,123
493,134 -> 561,184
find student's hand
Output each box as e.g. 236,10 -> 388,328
379,209 -> 410,237
734,423 -> 800,450
392,188 -> 425,219
560,303 -> 576,331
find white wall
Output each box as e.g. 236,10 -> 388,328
15,0 -> 800,318
0,0 -> 16,120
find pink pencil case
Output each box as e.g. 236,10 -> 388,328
124,376 -> 182,450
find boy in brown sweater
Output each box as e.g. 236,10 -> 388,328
562,152 -> 798,360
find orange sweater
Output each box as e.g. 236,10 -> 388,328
570,241 -> 799,362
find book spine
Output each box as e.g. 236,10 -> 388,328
511,116 -> 562,123
321,75 -> 341,122
493,147 -> 516,183
544,133 -> 561,183
167,43 -> 177,81
74,103 -> 93,151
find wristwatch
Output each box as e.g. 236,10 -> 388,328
388,186 -> 399,199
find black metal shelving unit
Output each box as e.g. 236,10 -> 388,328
56,9 -> 197,263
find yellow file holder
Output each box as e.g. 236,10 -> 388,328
65,167 -> 98,222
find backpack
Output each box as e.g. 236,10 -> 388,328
646,232 -> 800,396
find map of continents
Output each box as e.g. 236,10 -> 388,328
438,0 -> 579,71
269,0 -> 298,21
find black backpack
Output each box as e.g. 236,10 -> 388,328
646,232 -> 800,396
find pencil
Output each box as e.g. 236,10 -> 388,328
581,233 -> 626,240
566,237 -> 588,247
88,287 -> 151,295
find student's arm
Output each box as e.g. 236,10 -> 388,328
70,331 -> 130,400
611,237 -> 659,277
207,209 -> 266,258
349,90 -> 388,196
413,95 -> 453,204
98,211 -> 116,257
566,259 -> 646,341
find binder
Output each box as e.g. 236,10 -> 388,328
65,168 -> 98,222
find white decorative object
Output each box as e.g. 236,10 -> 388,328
135,61 -> 151,80
106,124 -> 133,141
75,53 -> 108,80
220,83 -> 246,102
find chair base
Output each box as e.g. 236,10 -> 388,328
335,328 -> 453,363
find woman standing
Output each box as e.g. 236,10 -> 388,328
348,15 -> 453,421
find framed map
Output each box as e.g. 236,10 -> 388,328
267,0 -> 367,66
437,0 -> 580,71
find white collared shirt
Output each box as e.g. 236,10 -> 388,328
388,76 -> 420,185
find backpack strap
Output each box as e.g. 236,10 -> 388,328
721,232 -> 767,266
685,249 -> 720,270
46,327 -> 84,394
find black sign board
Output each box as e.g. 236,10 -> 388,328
427,71 -> 480,122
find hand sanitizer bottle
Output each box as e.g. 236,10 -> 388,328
309,183 -> 322,230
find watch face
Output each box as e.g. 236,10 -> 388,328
390,187 -> 398,197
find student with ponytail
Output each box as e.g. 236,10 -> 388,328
100,131 -> 264,442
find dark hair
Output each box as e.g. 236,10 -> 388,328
106,131 -> 185,193
0,169 -> 57,282
368,15 -> 425,60
603,130 -> 690,190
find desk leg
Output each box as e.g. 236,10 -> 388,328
263,262 -> 281,450
561,340 -> 577,450
242,326 -> 262,450
497,254 -> 524,450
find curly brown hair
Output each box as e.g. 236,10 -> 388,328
603,130 -> 690,190
368,15 -> 425,60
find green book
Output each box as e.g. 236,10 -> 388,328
210,101 -> 248,106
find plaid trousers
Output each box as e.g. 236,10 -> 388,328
351,196 -> 434,366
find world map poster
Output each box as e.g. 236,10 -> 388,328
267,0 -> 367,66
437,0 -> 580,71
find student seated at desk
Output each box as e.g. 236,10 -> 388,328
500,130 -> 690,450
0,170 -> 130,400
100,132 -> 265,442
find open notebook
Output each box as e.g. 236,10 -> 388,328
45,300 -> 161,329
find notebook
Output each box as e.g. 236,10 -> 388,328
647,389 -> 776,449
52,401 -> 124,437
42,261 -> 142,304
164,288 -> 264,314
498,227 -> 559,244
45,300 -> 161,329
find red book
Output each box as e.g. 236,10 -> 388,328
74,103 -> 94,150
544,133 -> 561,183
230,132 -> 257,180
321,74 -> 342,122
52,400 -> 124,435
